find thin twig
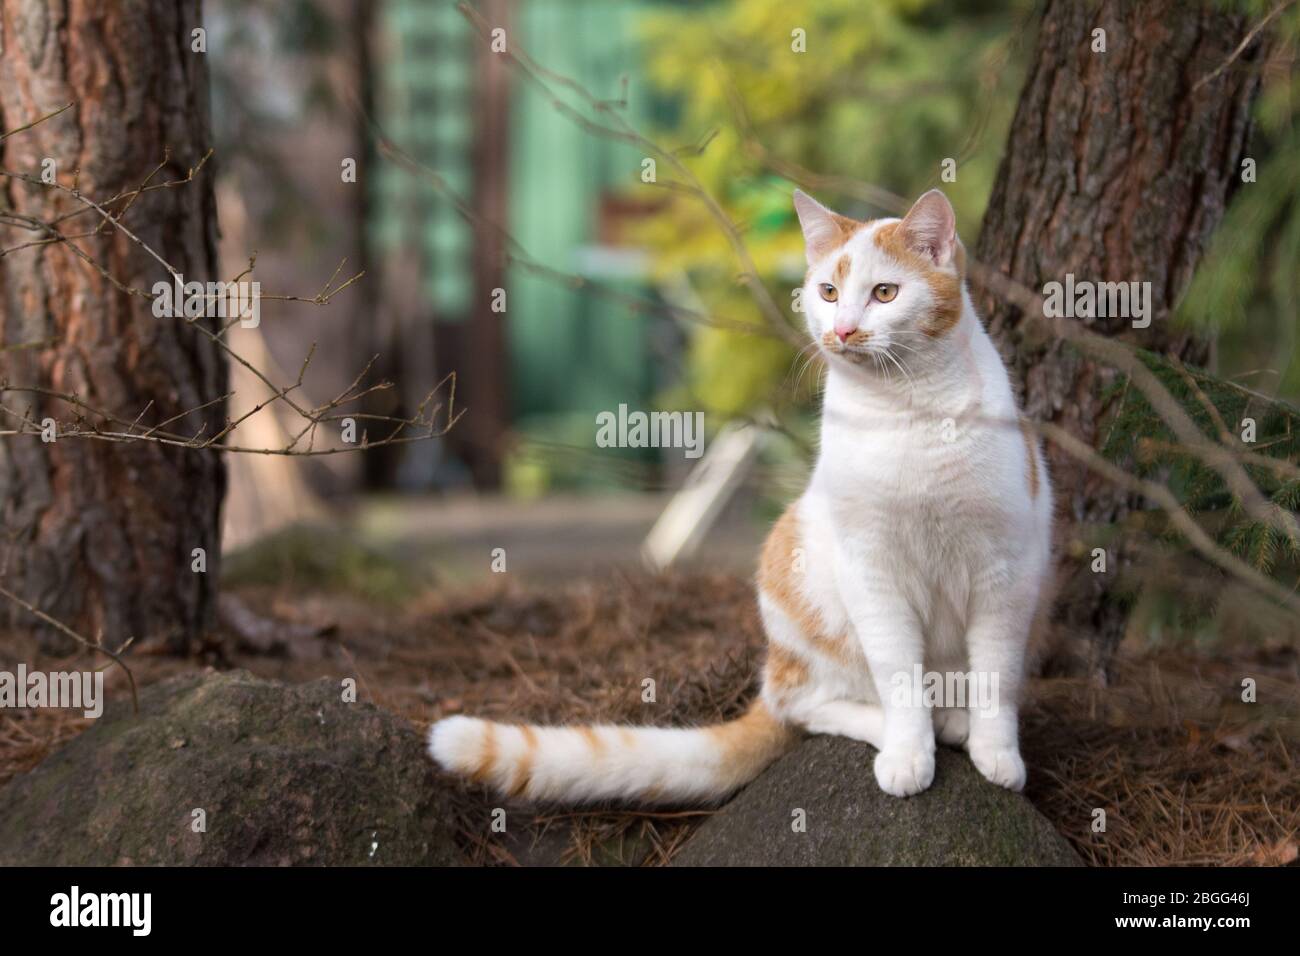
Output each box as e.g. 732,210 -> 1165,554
0,583 -> 138,714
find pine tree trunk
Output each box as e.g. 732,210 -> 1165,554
974,0 -> 1269,668
457,0 -> 512,489
0,0 -> 225,651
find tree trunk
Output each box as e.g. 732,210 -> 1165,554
974,0 -> 1268,669
343,0 -> 402,491
453,0 -> 512,489
0,0 -> 225,651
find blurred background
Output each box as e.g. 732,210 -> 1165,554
199,0 -> 1298,628
209,0 -> 1046,585
4,0 -> 1299,867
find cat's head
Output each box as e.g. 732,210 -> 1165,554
794,189 -> 965,370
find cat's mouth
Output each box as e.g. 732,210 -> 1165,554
820,329 -> 874,361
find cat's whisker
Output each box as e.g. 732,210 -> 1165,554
782,341 -> 822,394
785,343 -> 816,382
871,350 -> 890,385
881,347 -> 915,394
792,344 -> 825,396
793,358 -> 814,395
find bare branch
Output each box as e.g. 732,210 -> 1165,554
0,583 -> 138,714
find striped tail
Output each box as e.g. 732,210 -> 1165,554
427,700 -> 792,805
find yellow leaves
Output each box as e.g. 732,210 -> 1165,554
631,0 -> 1028,415
687,320 -> 794,419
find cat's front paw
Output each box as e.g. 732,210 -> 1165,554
968,744 -> 1026,791
873,747 -> 935,797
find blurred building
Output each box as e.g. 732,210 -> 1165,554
371,0 -> 679,494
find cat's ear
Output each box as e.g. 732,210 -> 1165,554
899,189 -> 957,268
794,189 -> 852,265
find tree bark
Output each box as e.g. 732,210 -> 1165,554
0,0 -> 225,651
974,0 -> 1268,668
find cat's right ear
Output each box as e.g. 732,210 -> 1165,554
793,190 -> 851,265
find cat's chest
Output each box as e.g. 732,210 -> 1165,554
822,418 -> 987,504
815,419 -> 1019,565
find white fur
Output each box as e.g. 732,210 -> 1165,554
428,713 -> 780,804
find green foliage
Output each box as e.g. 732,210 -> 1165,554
637,0 -> 1033,416
1092,345 -> 1300,645
1101,350 -> 1300,584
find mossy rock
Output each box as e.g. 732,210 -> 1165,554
0,671 -> 459,866
673,737 -> 1082,866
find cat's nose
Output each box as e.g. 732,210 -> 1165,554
834,325 -> 856,343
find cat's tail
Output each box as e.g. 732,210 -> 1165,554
427,700 -> 793,805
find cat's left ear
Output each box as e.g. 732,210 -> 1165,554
899,189 -> 958,268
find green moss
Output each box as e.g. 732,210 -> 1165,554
673,739 -> 1082,867
221,523 -> 426,604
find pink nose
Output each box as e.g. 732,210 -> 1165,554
834,326 -> 856,343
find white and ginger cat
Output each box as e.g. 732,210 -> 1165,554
429,188 -> 1052,801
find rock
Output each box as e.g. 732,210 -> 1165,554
0,671 -> 460,866
673,737 -> 1082,866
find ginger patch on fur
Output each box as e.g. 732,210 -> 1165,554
872,221 -> 962,337
758,507 -> 860,664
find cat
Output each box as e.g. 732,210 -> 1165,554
428,188 -> 1052,801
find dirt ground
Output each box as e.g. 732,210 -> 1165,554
2,567 -> 1298,867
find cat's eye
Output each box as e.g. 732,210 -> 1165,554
873,283 -> 899,303
819,283 -> 838,302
